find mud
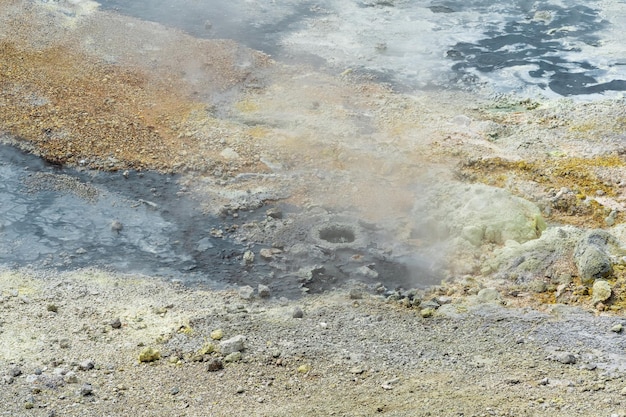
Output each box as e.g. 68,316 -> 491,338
0,142 -> 435,296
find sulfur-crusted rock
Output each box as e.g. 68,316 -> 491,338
592,280 -> 612,305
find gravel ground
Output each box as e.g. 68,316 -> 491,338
2,268 -> 626,416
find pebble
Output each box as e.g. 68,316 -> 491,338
79,360 -> 95,371
210,329 -> 224,340
258,284 -> 271,298
238,285 -> 254,300
420,308 -> 435,318
266,208 -> 283,219
224,352 -> 242,363
259,248 -> 274,260
297,364 -> 311,373
79,383 -> 93,396
349,289 -> 363,300
206,358 -> 223,372
110,317 -> 122,329
111,220 -> 123,233
64,372 -> 78,384
170,387 -> 179,395
554,352 -> 577,365
9,367 -> 22,377
292,307 -> 304,318
220,335 -> 246,355
138,347 -> 161,363
612,324 -> 623,333
242,250 -> 255,265
236,386 -> 245,394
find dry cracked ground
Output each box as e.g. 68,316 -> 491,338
4,1 -> 626,416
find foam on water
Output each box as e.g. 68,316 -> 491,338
96,0 -> 626,97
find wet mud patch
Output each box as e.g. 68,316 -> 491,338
0,144 -> 438,296
0,143 -> 266,287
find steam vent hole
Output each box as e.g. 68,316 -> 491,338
318,225 -> 356,244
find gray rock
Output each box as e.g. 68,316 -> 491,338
238,285 -> 254,300
111,220 -> 123,233
110,318 -> 122,329
554,352 -> 577,365
477,288 -> 501,303
492,226 -> 582,283
349,289 -> 363,300
575,231 -> 614,285
79,383 -> 93,396
220,335 -> 246,355
421,299 -> 441,309
266,208 -> 283,219
258,284 -> 271,298
611,323 -> 623,333
292,307 -> 304,318
64,372 -> 78,384
592,280 -> 612,304
78,360 -> 94,371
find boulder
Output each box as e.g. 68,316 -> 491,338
574,231 -> 615,285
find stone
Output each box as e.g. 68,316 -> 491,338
206,358 -> 223,372
493,226 -> 582,283
224,352 -> 242,363
258,284 -> 271,298
242,250 -> 255,265
220,147 -> 240,160
110,318 -> 122,329
612,323 -> 623,333
266,208 -> 283,219
238,285 -> 254,300
477,288 -> 501,303
292,307 -> 304,318
236,386 -> 245,394
138,347 -> 161,363
79,360 -> 95,371
575,231 -> 614,285
349,288 -> 363,300
210,329 -> 223,340
592,280 -> 612,304
79,383 -> 93,396
64,372 -> 78,384
220,335 -> 246,355
356,266 -> 378,279
554,352 -> 577,365
111,220 -> 123,233
420,308 -> 435,318
297,364 -> 311,373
